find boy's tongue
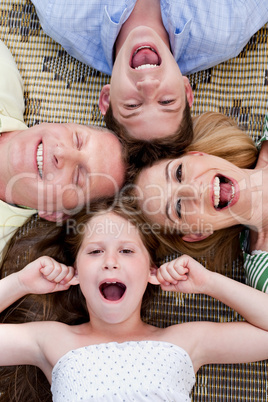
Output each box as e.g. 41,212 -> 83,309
132,48 -> 159,68
220,182 -> 233,204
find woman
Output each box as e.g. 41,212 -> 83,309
135,111 -> 267,290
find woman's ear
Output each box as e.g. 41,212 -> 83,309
99,84 -> 111,115
148,265 -> 160,285
182,232 -> 213,242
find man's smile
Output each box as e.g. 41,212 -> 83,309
36,142 -> 43,179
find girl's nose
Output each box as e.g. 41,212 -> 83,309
103,255 -> 119,270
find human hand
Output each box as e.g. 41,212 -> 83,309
17,256 -> 79,295
157,255 -> 210,294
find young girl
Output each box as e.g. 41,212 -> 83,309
1,200 -> 268,402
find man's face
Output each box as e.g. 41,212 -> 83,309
99,26 -> 193,140
1,123 -> 125,216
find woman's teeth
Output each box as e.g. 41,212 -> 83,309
213,176 -> 235,209
37,143 -> 43,178
214,176 -> 220,207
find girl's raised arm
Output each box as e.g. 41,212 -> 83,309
0,256 -> 78,313
158,254 -> 268,331
0,256 -> 78,368
158,255 -> 268,370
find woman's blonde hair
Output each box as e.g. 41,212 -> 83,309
188,111 -> 257,167
145,112 -> 258,272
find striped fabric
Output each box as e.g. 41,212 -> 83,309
244,251 -> 268,293
263,114 -> 268,140
242,114 -> 268,293
0,0 -> 267,400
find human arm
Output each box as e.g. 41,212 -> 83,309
0,256 -> 78,313
0,256 -> 78,368
159,255 -> 268,370
157,254 -> 268,331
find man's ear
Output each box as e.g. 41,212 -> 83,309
182,232 -> 213,242
148,265 -> 160,285
183,76 -> 194,107
38,211 -> 70,222
99,84 -> 111,115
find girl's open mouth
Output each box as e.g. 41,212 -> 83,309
99,281 -> 126,302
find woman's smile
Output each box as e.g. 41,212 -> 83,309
136,152 -> 248,234
212,175 -> 239,210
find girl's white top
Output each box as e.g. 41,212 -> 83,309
51,340 -> 195,401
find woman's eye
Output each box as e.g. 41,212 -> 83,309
176,199 -> 181,219
175,164 -> 182,182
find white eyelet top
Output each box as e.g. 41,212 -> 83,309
51,340 -> 195,401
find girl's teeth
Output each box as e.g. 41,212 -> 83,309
214,176 -> 220,208
37,143 -> 43,178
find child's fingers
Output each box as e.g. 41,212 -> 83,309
159,262 -> 188,284
59,266 -> 77,284
53,265 -> 74,283
40,260 -> 70,283
158,263 -> 179,285
39,263 -> 55,279
172,260 -> 189,278
156,268 -> 173,286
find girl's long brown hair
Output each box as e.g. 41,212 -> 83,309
0,198 -> 160,402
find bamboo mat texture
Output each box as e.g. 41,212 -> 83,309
0,1 -> 267,400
